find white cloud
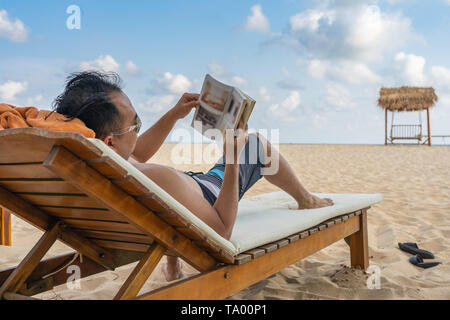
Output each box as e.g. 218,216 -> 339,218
312,113 -> 328,129
0,80 -> 27,101
440,94 -> 450,108
124,60 -> 140,75
307,59 -> 327,79
0,10 -> 29,42
394,52 -> 426,86
430,65 -> 450,88
157,72 -> 191,95
259,86 -> 271,102
232,76 -> 247,86
306,59 -> 381,85
268,91 -> 301,122
138,94 -> 177,113
326,83 -> 357,111
26,94 -> 43,105
285,2 -> 414,62
207,61 -> 226,78
290,9 -> 335,33
79,55 -> 120,72
141,72 -> 191,114
244,4 -> 270,33
207,61 -> 249,88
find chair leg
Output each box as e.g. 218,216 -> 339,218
345,210 -> 369,270
114,243 -> 165,300
0,222 -> 60,299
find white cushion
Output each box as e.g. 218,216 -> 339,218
87,138 -> 383,256
230,191 -> 383,253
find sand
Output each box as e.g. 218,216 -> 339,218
1,143 -> 449,300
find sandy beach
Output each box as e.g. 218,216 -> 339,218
1,143 -> 449,300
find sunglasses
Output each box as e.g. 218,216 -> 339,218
111,114 -> 142,136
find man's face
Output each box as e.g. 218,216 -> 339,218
102,90 -> 139,160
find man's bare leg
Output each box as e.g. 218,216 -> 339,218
256,133 -> 333,209
163,255 -> 183,282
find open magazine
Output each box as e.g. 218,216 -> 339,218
191,74 -> 255,139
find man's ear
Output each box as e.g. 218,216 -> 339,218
103,135 -> 115,147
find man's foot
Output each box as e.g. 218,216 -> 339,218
162,258 -> 183,282
296,194 -> 334,209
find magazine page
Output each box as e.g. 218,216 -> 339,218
218,88 -> 245,133
191,74 -> 233,136
228,88 -> 255,131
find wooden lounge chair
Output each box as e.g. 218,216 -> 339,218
0,128 -> 383,300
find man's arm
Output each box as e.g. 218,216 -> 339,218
131,93 -> 199,163
212,124 -> 248,239
212,163 -> 240,239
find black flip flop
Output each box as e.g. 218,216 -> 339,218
409,254 -> 441,269
398,242 -> 435,259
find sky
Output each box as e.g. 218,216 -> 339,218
1,0 -> 450,144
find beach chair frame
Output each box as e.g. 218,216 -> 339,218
0,128 -> 369,300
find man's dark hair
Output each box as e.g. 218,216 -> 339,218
51,71 -> 124,139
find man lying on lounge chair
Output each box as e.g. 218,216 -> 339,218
51,71 -> 333,280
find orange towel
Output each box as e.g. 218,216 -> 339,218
0,103 -> 95,138
1,208 -> 11,246
0,104 -> 96,246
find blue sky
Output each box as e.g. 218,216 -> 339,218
1,0 -> 450,144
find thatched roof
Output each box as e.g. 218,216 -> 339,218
378,87 -> 438,112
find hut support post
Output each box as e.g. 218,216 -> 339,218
385,109 -> 388,145
426,107 -> 431,146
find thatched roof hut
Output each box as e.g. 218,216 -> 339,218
378,87 -> 438,112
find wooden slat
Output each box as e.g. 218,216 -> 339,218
137,196 -> 173,214
61,218 -> 142,234
18,193 -> 102,208
300,231 -> 309,239
111,176 -> 152,197
234,254 -> 252,265
260,243 -> 278,253
175,226 -> 206,241
318,224 -> 327,231
42,207 -> 128,222
86,157 -> 128,179
308,227 -> 319,235
287,234 -> 300,243
0,128 -> 103,163
276,239 -> 289,248
90,239 -> 151,252
246,248 -> 265,259
114,243 -> 166,300
43,145 -> 217,271
192,240 -> 221,253
76,229 -> 152,244
0,180 -> 80,194
155,211 -> 186,227
0,164 -> 58,179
